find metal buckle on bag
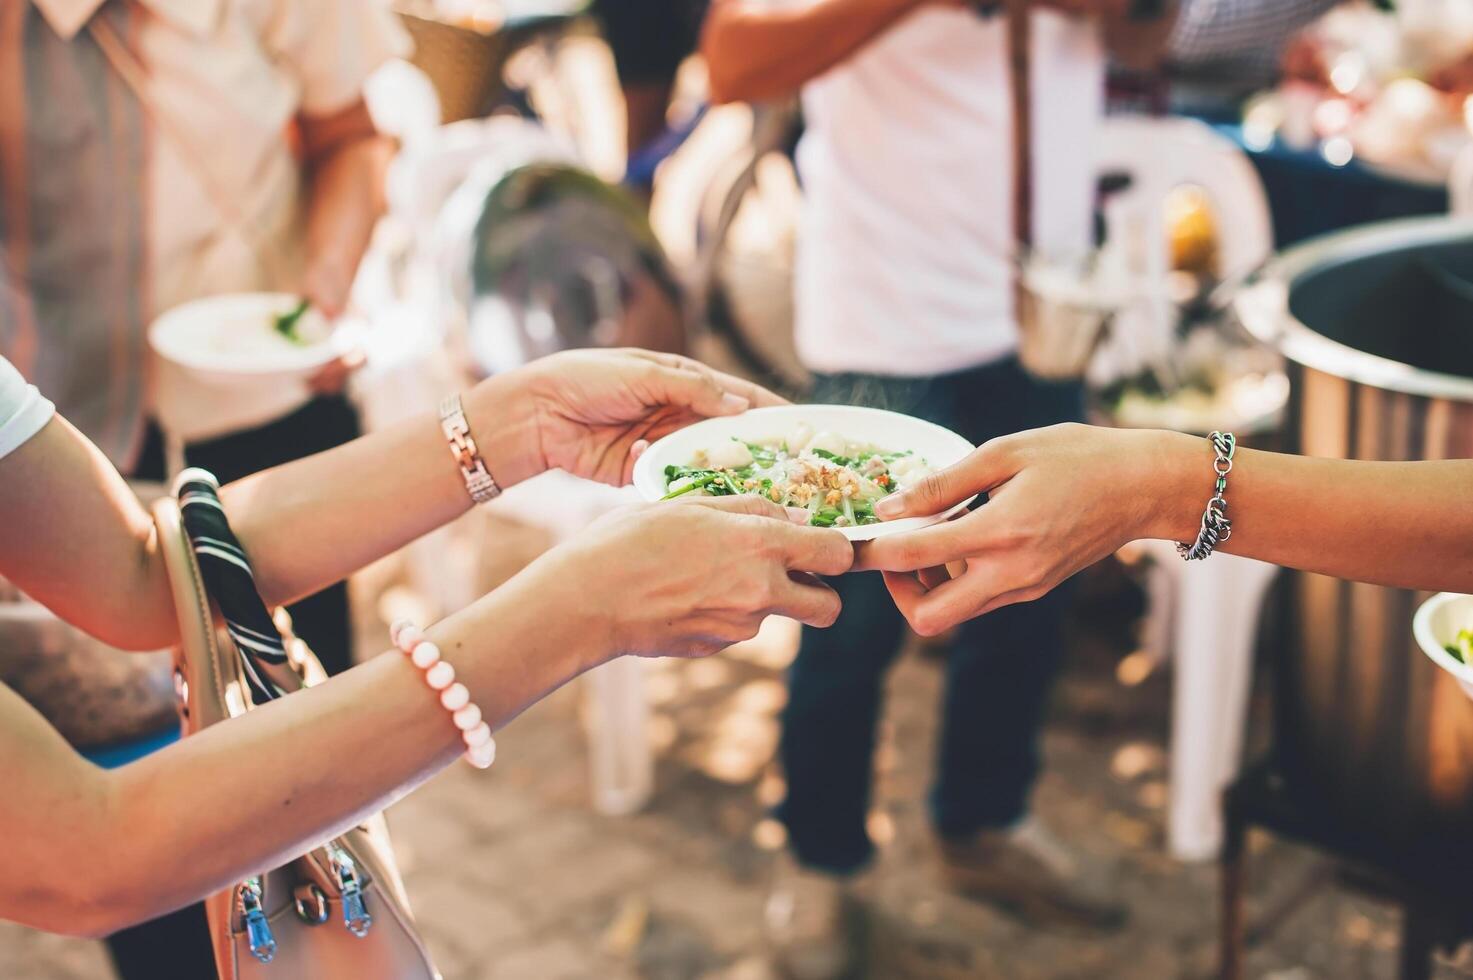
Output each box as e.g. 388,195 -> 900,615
238,877 -> 276,963
293,882 -> 330,926
326,843 -> 372,938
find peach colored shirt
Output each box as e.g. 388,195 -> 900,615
3,0 -> 406,466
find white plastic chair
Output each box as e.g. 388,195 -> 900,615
1093,117 -> 1280,861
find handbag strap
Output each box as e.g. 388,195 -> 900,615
174,468 -> 290,705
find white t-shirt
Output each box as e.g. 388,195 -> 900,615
793,7 -> 1105,377
0,355 -> 56,462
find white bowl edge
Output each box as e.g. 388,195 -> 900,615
1414,591 -> 1473,700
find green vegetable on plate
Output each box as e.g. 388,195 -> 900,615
273,298 -> 311,346
660,432 -> 930,528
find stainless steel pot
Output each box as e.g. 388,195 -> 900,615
1237,216 -> 1473,875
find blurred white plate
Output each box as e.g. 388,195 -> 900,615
149,292 -> 345,378
149,293 -> 351,443
1414,592 -> 1473,701
633,405 -> 977,541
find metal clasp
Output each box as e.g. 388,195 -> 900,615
293,882 -> 329,926
238,877 -> 276,963
327,844 -> 372,938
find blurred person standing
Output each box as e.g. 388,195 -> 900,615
0,2 -> 405,976
702,0 -> 1175,974
1165,0 -> 1343,113
593,0 -> 709,190
0,0 -> 406,678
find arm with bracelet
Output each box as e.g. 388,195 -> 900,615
4,349 -> 769,651
856,423 -> 1473,635
0,348 -> 854,937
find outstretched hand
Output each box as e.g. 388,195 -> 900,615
478,349 -> 786,488
857,424 -> 1177,634
532,349 -> 785,485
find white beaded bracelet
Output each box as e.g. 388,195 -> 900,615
390,620 -> 496,770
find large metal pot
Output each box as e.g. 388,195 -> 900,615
1237,216 -> 1473,879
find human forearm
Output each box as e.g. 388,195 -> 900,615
1140,430 -> 1473,592
0,350 -> 778,650
221,373 -> 536,608
862,423 -> 1473,633
301,100 -> 394,316
0,380 -> 526,648
4,489 -> 852,936
702,0 -> 927,104
4,570 -> 601,937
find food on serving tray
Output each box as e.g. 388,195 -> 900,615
660,424 -> 932,528
1446,627 -> 1473,664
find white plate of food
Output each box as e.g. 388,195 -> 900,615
149,292 -> 346,378
149,293 -> 352,442
633,405 -> 977,541
1414,592 -> 1473,702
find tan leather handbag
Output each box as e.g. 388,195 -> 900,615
152,496 -> 440,979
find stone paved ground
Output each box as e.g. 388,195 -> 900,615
8,538 -> 1473,980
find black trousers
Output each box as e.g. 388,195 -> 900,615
109,395 -> 360,980
777,359 -> 1084,874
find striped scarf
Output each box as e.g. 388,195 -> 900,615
175,467 -> 288,705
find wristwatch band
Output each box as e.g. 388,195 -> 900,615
439,394 -> 501,504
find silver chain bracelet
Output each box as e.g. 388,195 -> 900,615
1177,431 -> 1236,561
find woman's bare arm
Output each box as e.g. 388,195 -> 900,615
859,425 -> 1473,634
298,98 -> 395,318
1143,430 -> 1473,590
0,351 -> 780,651
0,386 -> 509,651
0,491 -> 851,937
0,564 -> 597,938
0,347 -> 850,935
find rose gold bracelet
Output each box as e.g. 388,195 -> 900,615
390,620 -> 495,769
439,394 -> 501,504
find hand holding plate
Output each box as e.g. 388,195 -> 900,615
516,494 -> 853,662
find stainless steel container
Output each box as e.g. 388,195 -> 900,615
1237,216 -> 1473,874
